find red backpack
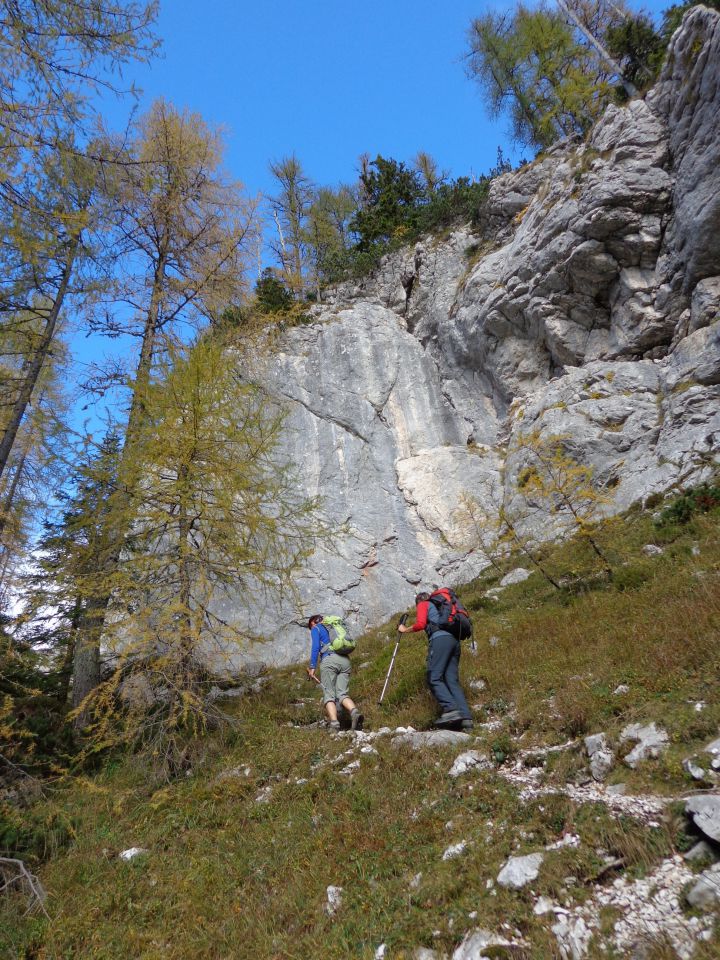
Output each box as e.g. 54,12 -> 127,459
429,588 -> 473,641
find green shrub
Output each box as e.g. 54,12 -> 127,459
657,483 -> 720,526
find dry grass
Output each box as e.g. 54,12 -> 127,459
2,505 -> 719,958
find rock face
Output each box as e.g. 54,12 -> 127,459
225,8 -> 720,666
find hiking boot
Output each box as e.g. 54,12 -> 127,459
350,708 -> 364,731
434,710 -> 462,729
461,718 -> 474,731
328,720 -> 341,732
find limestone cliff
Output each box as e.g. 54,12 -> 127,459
225,7 -> 720,667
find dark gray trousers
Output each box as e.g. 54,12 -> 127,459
426,630 -> 471,719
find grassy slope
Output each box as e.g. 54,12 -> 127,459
3,507 -> 720,959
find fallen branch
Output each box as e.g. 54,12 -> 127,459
0,857 -> 49,918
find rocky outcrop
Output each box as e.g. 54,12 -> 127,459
225,8 -> 720,666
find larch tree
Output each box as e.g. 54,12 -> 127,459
513,430 -> 614,579
78,335 -> 320,775
465,0 -> 631,149
303,186 -> 356,299
0,146 -> 98,484
413,152 -> 447,194
0,0 -> 159,482
69,100 -> 258,708
268,154 -> 315,297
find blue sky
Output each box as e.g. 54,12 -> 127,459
74,0 -> 670,435
105,0 -> 669,196
111,0 -> 520,192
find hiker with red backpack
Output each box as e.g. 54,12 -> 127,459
398,588 -> 473,731
307,614 -> 364,732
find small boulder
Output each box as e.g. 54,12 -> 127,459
684,840 -> 720,863
391,731 -> 472,751
620,722 -> 669,768
448,751 -> 492,779
686,863 -> 720,909
703,735 -> 720,769
497,852 -> 544,889
452,929 -> 514,960
324,885 -> 343,916
642,544 -> 664,557
605,783 -> 627,796
551,914 -> 592,960
686,794 -> 720,844
119,847 -> 148,861
500,568 -> 531,587
442,840 -> 469,861
584,733 -> 615,782
683,756 -> 710,782
613,684 -> 630,696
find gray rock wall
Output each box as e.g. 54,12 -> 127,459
228,7 -> 720,667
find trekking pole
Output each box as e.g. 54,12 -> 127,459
378,615 -> 407,705
306,668 -> 321,685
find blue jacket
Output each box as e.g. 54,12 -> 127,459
309,623 -> 331,669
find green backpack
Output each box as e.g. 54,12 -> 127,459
322,615 -> 356,654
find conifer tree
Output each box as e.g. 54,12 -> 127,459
268,155 -> 315,297
76,336 -> 319,774
513,430 -> 613,579
465,1 -> 631,148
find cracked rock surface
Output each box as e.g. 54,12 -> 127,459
218,7 -> 720,667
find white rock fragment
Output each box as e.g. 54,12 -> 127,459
339,760 -> 361,775
613,684 -> 630,696
413,950 -> 440,960
534,895 -> 557,915
374,944 -> 386,960
448,751 -> 492,778
324,885 -> 343,916
683,756 -> 708,781
442,840 -> 469,861
452,929 -> 514,960
500,568 -> 531,586
642,543 -> 664,556
119,847 -> 148,861
552,914 -> 592,960
546,833 -> 581,851
409,872 -> 422,889
254,785 -> 273,803
584,733 -> 615,782
469,679 -> 486,691
620,722 -> 669,768
497,852 -> 544,889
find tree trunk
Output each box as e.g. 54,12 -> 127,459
0,234 -> 80,484
0,437 -> 30,548
71,599 -> 103,723
555,0 -> 637,97
59,596 -> 83,705
72,248 -> 168,719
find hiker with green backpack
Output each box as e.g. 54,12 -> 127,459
307,614 -> 363,732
